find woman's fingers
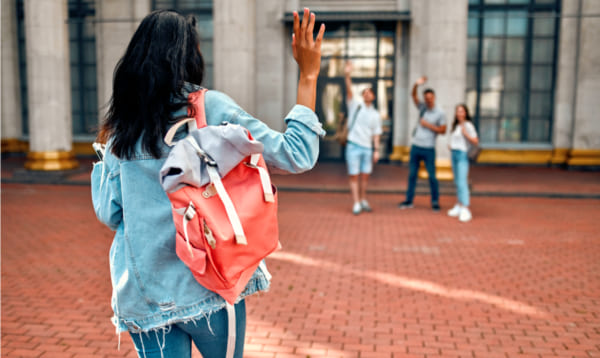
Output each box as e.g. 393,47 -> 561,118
293,11 -> 299,43
300,8 -> 309,40
315,23 -> 325,48
306,12 -> 315,44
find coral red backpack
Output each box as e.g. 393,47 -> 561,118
159,89 -> 279,306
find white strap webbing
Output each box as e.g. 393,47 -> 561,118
175,205 -> 196,257
248,154 -> 275,203
225,303 -> 236,358
164,118 -> 197,146
205,165 -> 247,245
184,136 -> 246,245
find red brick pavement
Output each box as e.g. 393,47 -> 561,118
2,183 -> 600,357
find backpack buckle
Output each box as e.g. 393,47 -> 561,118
184,202 -> 196,221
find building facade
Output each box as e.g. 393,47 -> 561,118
2,0 -> 599,170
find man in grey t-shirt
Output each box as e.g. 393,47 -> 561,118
399,76 -> 447,211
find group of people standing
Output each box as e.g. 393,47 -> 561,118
343,65 -> 479,223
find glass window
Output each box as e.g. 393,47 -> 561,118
502,92 -> 523,116
378,57 -> 394,77
322,38 -> 345,57
467,65 -> 477,89
482,38 -> 504,62
505,66 -> 524,89
506,38 -> 525,63
499,117 -> 521,142
68,0 -> 98,136
348,37 -> 377,57
529,92 -> 552,116
480,91 -> 501,116
481,66 -> 504,90
379,37 -> 394,57
468,14 -> 479,37
467,38 -> 479,63
467,1 -> 559,144
528,119 -> 550,141
531,38 -> 554,63
533,13 -> 555,36
506,11 -> 528,36
530,65 -> 553,90
483,14 -> 505,36
479,118 -> 498,142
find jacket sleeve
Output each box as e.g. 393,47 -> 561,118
91,158 -> 123,231
204,91 -> 326,174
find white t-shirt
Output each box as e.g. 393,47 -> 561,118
449,121 -> 478,152
346,97 -> 382,149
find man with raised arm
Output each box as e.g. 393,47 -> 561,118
398,76 -> 447,211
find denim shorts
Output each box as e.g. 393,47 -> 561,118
345,141 -> 373,175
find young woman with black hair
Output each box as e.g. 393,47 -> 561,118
92,8 -> 325,358
447,104 -> 479,222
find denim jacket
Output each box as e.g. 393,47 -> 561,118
91,85 -> 325,333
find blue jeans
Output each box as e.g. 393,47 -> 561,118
405,145 -> 439,204
129,301 -> 246,358
451,149 -> 470,206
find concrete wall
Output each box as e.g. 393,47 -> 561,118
407,0 -> 468,160
572,0 -> 600,150
213,0 -> 257,114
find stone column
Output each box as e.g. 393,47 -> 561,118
254,0 -> 287,131
551,0 -> 579,164
568,0 -> 600,166
390,21 -> 410,161
95,0 -> 150,124
23,0 -> 77,170
213,0 -> 256,114
408,0 -> 468,179
1,0 -> 24,153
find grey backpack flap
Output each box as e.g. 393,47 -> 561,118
160,121 -> 264,193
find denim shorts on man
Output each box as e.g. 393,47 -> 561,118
345,141 -> 373,175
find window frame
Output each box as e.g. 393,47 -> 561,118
467,0 -> 561,145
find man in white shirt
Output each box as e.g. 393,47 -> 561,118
344,61 -> 383,215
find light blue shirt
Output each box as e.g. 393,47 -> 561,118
91,85 -> 325,333
412,102 -> 446,149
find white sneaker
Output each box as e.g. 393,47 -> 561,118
447,204 -> 461,217
360,200 -> 372,212
352,202 -> 362,215
459,207 -> 472,222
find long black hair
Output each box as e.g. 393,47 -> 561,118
99,10 -> 204,159
451,104 -> 473,132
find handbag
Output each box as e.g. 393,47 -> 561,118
467,143 -> 481,162
334,105 -> 361,146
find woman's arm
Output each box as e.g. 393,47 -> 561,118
292,8 -> 325,111
462,124 -> 479,145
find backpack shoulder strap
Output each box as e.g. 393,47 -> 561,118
163,88 -> 208,146
189,88 -> 208,128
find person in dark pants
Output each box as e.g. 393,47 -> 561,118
399,76 -> 447,211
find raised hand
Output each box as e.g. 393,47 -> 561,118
292,8 -> 325,110
344,61 -> 353,76
416,76 -> 427,86
292,8 -> 325,81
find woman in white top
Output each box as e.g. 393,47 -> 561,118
447,104 -> 478,222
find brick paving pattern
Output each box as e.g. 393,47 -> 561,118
2,168 -> 600,357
